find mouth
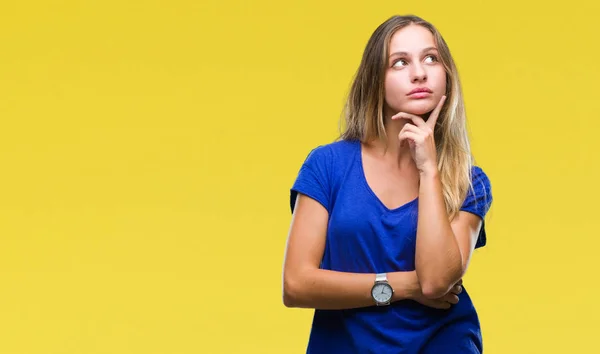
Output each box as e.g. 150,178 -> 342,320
408,92 -> 432,99
407,87 -> 433,95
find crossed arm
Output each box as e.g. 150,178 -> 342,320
281,185 -> 482,310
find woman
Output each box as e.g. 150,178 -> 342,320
283,15 -> 493,353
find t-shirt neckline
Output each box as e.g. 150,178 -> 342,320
354,140 -> 418,213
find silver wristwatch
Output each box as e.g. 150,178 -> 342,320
371,273 -> 394,306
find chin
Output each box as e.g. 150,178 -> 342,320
403,100 -> 437,116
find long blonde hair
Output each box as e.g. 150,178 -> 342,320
339,15 -> 473,220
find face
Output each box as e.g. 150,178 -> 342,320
384,24 -> 447,117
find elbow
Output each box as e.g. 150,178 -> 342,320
282,273 -> 303,308
419,258 -> 465,299
282,288 -> 297,308
420,281 -> 452,299
419,270 -> 462,299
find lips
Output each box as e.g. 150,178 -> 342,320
407,87 -> 432,95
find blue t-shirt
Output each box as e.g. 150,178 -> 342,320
289,139 -> 493,354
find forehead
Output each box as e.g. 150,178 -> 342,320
389,25 -> 436,53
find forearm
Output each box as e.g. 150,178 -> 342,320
283,269 -> 419,310
415,167 -> 463,297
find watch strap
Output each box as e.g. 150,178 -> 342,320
375,273 -> 387,282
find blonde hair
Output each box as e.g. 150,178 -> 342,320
339,15 -> 473,220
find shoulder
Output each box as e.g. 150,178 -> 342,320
470,165 -> 492,194
301,139 -> 359,167
462,165 -> 493,217
463,165 -> 493,248
471,165 -> 488,178
290,139 -> 359,214
307,138 -> 359,156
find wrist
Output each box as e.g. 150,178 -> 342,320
418,163 -> 439,178
388,271 -> 420,302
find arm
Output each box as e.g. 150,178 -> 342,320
394,96 -> 486,299
415,167 -> 483,298
282,193 -> 421,310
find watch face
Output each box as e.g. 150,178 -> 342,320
371,283 -> 393,303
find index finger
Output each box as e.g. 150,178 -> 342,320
427,95 -> 447,129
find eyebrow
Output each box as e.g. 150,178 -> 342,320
389,47 -> 438,57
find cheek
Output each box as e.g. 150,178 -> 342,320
433,68 -> 447,92
384,75 -> 406,108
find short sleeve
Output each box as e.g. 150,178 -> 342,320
290,145 -> 332,214
461,166 -> 493,248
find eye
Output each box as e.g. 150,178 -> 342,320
424,55 -> 438,64
392,59 -> 408,68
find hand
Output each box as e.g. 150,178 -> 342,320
411,279 -> 463,310
391,95 -> 446,174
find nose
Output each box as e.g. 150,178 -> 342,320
411,63 -> 427,83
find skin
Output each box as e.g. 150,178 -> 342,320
282,24 -> 481,310
378,24 -> 483,297
385,24 -> 447,119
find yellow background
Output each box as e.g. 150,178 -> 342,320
1,0 -> 598,353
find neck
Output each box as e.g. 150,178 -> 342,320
365,110 -> 431,168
